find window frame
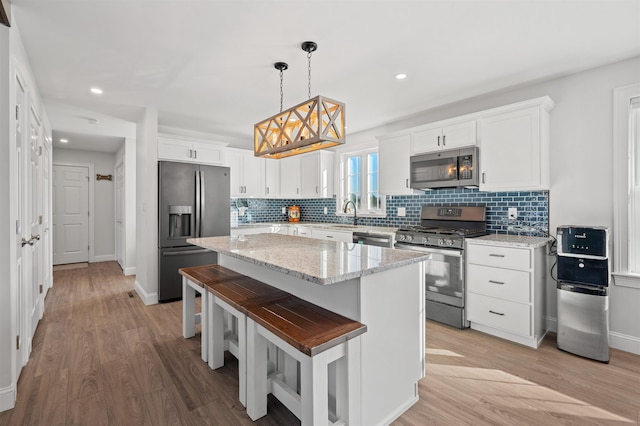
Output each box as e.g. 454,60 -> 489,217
336,143 -> 386,218
613,83 -> 640,288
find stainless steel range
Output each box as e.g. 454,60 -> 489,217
395,206 -> 487,329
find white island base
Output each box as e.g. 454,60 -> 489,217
219,253 -> 425,425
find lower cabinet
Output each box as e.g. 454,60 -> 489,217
310,229 -> 352,243
466,239 -> 547,348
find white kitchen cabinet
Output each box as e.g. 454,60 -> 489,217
411,120 -> 476,154
158,134 -> 226,165
226,148 -> 265,197
264,158 -> 280,197
279,151 -> 335,198
478,97 -> 555,191
379,134 -> 416,195
466,238 -> 547,348
288,225 -> 312,237
310,228 -> 353,242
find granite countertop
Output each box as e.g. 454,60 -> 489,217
469,234 -> 551,249
232,222 -> 398,235
188,234 -> 428,285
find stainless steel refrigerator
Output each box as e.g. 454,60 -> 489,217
158,161 -> 230,302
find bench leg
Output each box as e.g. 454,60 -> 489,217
237,313 -> 247,407
208,293 -> 225,370
182,278 -> 195,339
200,289 -> 208,363
246,318 -> 268,421
300,351 -> 329,426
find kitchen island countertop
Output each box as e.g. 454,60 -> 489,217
188,233 -> 428,285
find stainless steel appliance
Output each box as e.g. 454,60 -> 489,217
158,161 -> 230,302
410,147 -> 479,189
394,206 -> 487,328
352,232 -> 393,248
556,226 -> 610,362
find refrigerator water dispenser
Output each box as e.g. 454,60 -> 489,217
169,205 -> 193,238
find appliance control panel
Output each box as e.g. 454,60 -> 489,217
557,226 -> 608,258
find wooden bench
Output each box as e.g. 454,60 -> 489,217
179,264 -> 290,407
246,296 -> 367,425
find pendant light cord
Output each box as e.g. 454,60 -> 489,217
280,67 -> 284,113
307,50 -> 312,99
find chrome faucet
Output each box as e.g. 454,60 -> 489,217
343,200 -> 358,225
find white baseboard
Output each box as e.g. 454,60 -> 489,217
135,279 -> 158,305
92,254 -> 115,263
546,316 -> 557,333
123,266 -> 136,276
610,331 -> 640,355
0,385 -> 16,413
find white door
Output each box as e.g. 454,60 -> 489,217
28,106 -> 44,342
41,141 -> 52,294
115,160 -> 124,269
14,74 -> 27,372
53,165 -> 89,265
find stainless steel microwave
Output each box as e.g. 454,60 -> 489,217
410,147 -> 479,189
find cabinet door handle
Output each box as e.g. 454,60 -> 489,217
193,150 -> 197,158
326,235 -> 333,238
297,188 -> 299,194
189,149 -> 193,158
489,310 -> 505,316
437,136 -> 440,146
482,172 -> 486,184
316,186 -> 318,193
442,135 -> 446,146
489,254 -> 505,258
488,280 -> 505,285
406,178 -> 409,188
266,187 -> 269,195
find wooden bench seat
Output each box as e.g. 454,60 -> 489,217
246,296 -> 367,425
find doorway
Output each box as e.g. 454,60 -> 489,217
52,164 -> 90,265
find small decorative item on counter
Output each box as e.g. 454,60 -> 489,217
288,205 -> 300,222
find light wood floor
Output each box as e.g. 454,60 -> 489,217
1,261 -> 639,425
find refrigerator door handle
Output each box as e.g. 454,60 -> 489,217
162,248 -> 213,256
199,169 -> 205,237
195,170 -> 201,238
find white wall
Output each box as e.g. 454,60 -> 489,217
52,148 -> 116,261
135,108 -> 158,304
350,55 -> 640,352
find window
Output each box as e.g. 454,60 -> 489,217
338,147 -> 385,216
613,83 -> 640,288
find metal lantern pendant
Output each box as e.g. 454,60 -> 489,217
254,41 -> 346,159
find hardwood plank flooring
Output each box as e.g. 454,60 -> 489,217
1,261 -> 639,425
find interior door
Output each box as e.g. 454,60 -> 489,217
53,164 -> 89,264
115,160 -> 124,269
15,73 -> 26,372
41,140 -> 52,295
28,106 -> 43,340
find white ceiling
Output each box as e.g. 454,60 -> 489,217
12,0 -> 640,152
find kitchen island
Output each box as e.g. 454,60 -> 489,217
188,233 -> 428,425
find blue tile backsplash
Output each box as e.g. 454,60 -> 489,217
232,188 -> 549,237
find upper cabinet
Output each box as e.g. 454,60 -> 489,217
279,151 -> 335,198
478,97 -> 555,192
379,134 -> 415,195
411,120 -> 477,154
158,134 -> 226,165
264,159 -> 280,197
226,148 -> 265,197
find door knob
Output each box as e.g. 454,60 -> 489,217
31,234 -> 41,241
21,237 -> 33,247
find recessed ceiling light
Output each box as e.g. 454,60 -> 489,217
59,138 -> 68,143
90,87 -> 103,95
395,73 -> 407,80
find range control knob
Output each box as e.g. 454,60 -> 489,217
446,239 -> 454,246
397,234 -> 405,241
438,238 -> 445,246
406,235 -> 414,242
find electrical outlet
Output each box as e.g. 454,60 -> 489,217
508,207 -> 518,220
324,207 -> 328,215
282,207 -> 286,214
397,207 -> 406,217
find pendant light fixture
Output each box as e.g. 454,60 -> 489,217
254,41 -> 346,159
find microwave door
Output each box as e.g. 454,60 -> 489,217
410,154 -> 459,189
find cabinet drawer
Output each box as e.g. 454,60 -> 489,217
467,264 -> 531,303
467,243 -> 530,270
467,293 -> 531,336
